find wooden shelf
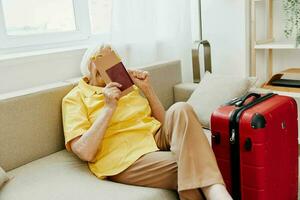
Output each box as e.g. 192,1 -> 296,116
271,90 -> 300,98
255,41 -> 300,50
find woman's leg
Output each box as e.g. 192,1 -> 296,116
108,151 -> 204,200
108,151 -> 177,189
154,102 -> 231,199
109,102 -> 230,200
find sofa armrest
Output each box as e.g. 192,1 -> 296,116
173,83 -> 198,102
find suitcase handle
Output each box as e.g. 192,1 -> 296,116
235,93 -> 261,107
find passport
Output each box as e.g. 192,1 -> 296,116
94,50 -> 134,96
106,62 -> 134,92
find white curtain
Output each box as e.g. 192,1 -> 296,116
110,0 -> 193,82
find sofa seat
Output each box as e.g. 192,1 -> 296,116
0,150 -> 178,200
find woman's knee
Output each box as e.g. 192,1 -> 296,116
169,102 -> 194,114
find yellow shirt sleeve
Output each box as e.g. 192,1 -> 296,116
62,90 -> 91,151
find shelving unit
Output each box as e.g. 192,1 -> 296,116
250,0 -> 300,78
255,41 -> 300,50
251,0 -> 274,78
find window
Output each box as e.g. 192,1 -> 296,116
0,0 -> 112,52
0,0 -> 197,54
89,0 -> 112,34
2,0 -> 76,36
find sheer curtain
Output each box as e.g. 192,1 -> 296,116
110,0 -> 193,82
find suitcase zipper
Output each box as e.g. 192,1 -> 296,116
230,129 -> 236,144
229,110 -> 241,200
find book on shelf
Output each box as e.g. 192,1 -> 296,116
263,68 -> 300,93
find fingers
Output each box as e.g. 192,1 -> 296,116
142,71 -> 149,79
110,88 -> 121,96
106,82 -> 122,88
127,69 -> 135,79
128,69 -> 149,80
104,82 -> 122,101
104,84 -> 122,95
104,90 -> 121,101
107,90 -> 121,100
137,71 -> 148,79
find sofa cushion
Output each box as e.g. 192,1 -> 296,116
174,83 -> 198,102
0,150 -> 178,200
187,72 -> 255,129
138,60 -> 182,109
0,82 -> 74,172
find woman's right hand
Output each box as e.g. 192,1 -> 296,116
103,82 -> 122,109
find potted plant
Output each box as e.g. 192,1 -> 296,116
283,0 -> 300,47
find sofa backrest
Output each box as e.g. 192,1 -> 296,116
140,60 -> 182,109
0,60 -> 181,171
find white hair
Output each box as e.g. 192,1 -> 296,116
80,43 -> 107,77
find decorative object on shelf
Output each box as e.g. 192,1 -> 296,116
283,0 -> 300,47
263,68 -> 300,93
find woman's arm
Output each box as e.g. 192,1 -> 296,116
128,69 -> 165,123
70,105 -> 115,162
70,82 -> 122,162
142,85 -> 165,123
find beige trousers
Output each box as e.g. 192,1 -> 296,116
108,102 -> 224,200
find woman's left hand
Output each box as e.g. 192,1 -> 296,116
127,69 -> 151,92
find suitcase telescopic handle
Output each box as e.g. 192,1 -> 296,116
235,93 -> 261,107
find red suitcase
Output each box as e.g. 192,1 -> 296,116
211,93 -> 298,200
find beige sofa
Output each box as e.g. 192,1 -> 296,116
0,60 -> 210,200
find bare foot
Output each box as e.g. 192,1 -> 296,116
201,184 -> 232,200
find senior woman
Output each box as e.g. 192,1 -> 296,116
62,44 -> 232,200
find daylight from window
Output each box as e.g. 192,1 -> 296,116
2,0 -> 76,36
89,0 -> 112,34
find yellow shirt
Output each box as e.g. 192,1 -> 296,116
62,78 -> 161,179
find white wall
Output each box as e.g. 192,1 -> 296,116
0,49 -> 84,94
191,0 -> 201,42
0,47 -> 191,94
201,0 -> 250,77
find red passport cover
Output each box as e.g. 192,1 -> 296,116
106,62 -> 134,91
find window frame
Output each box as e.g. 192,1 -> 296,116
0,0 -> 198,55
0,0 -> 104,51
